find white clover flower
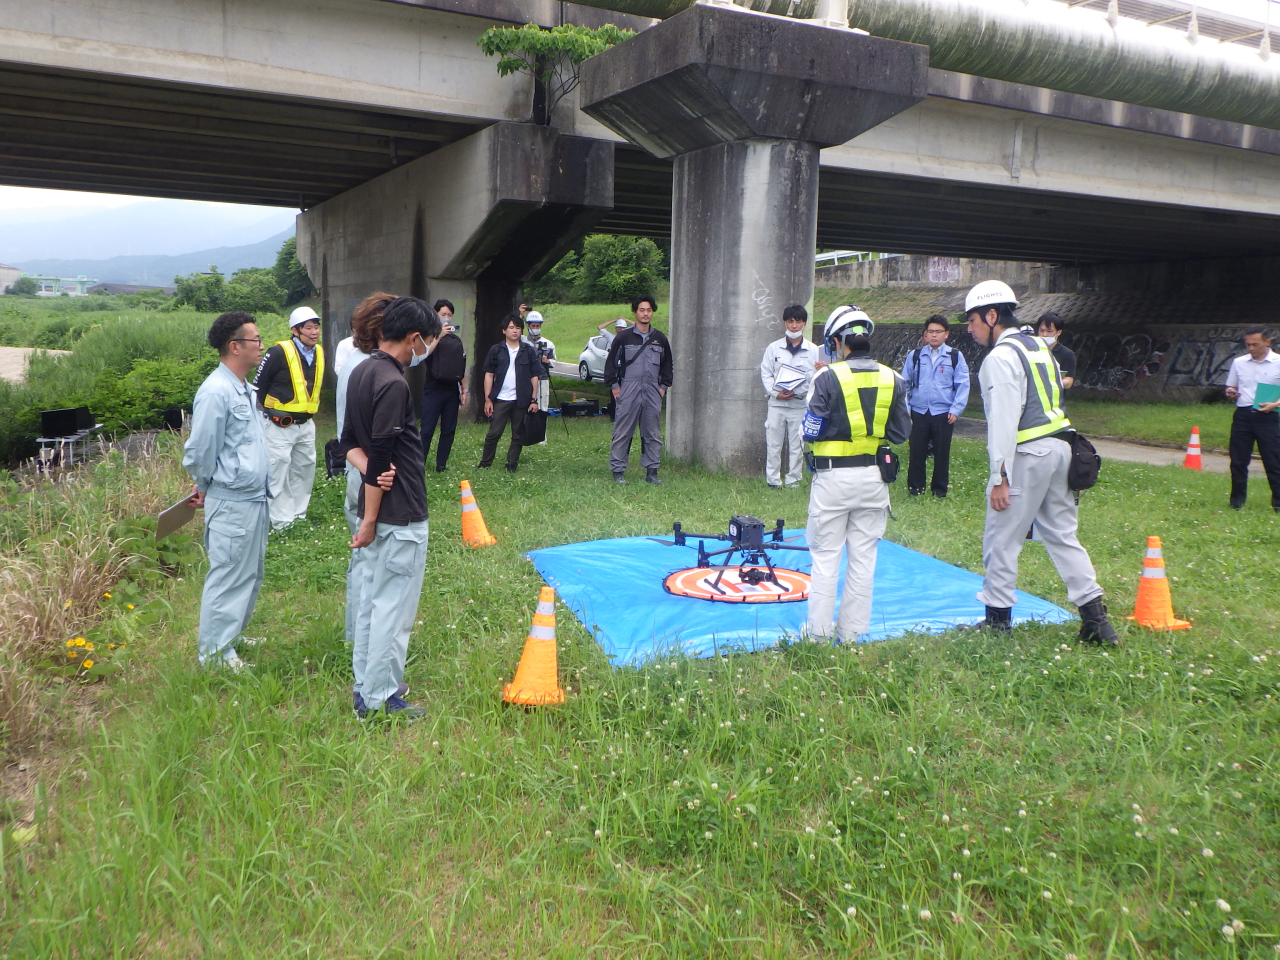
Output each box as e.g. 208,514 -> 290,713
1043,891 -> 1052,901
962,849 -> 970,857
1222,925 -> 1235,940
704,831 -> 713,840
952,871 -> 962,881
846,906 -> 857,917
594,829 -> 602,838
919,909 -> 932,921
1019,866 -> 1028,875
544,830 -> 552,838
1019,809 -> 1027,818
941,814 -> 950,823
1169,827 -> 1178,835
1217,899 -> 1231,912
805,826 -> 816,834
1202,848 -> 1214,858
1233,919 -> 1244,933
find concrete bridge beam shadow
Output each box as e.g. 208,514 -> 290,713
296,121 -> 613,418
582,2 -> 928,475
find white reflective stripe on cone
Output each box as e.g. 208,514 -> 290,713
462,502 -> 477,512
528,625 -> 556,640
535,601 -> 554,615
1142,566 -> 1166,578
1145,548 -> 1163,559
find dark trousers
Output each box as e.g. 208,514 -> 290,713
907,411 -> 954,494
479,399 -> 526,467
421,386 -> 460,470
1228,406 -> 1280,508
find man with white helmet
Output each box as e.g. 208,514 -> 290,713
801,305 -> 911,641
523,311 -> 555,413
963,280 -> 1119,643
251,305 -> 324,530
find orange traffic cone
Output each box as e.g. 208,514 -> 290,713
1127,536 -> 1191,630
502,587 -> 566,706
460,480 -> 497,547
1182,427 -> 1202,470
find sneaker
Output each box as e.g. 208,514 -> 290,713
767,483 -> 781,489
506,463 -> 518,473
212,655 -> 250,674
646,468 -> 663,485
613,471 -> 627,485
353,682 -> 409,717
382,695 -> 426,720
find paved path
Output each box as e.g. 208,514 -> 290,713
954,416 -> 1259,477
0,346 -> 70,383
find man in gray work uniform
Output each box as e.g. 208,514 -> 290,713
605,295 -> 673,485
963,280 -> 1119,644
182,311 -> 271,671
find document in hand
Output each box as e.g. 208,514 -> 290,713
773,364 -> 808,393
156,495 -> 198,542
1253,382 -> 1280,410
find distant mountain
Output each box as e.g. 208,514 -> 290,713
16,228 -> 295,286
0,199 -> 296,262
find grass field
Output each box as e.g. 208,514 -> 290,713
3,406 -> 1280,957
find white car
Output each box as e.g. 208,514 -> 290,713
577,333 -> 613,381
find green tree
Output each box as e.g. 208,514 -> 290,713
273,237 -> 315,306
172,267 -> 227,312
478,23 -> 632,124
227,268 -> 285,314
525,247 -> 582,303
574,235 -> 664,304
5,277 -> 37,296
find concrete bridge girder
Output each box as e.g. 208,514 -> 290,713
297,122 -> 613,413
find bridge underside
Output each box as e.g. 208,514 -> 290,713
5,65 -> 1280,264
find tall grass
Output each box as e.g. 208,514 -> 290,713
0,434 -> 195,757
2,415 -> 1277,956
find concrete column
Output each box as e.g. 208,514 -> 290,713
296,122 -> 613,418
582,2 -> 928,474
667,138 -> 819,471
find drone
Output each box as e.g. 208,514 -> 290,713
648,514 -> 809,597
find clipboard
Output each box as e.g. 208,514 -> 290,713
156,495 -> 198,542
773,364 -> 808,393
1253,382 -> 1280,410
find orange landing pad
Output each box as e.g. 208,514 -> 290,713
664,566 -> 811,603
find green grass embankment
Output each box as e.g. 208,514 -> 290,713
4,412 -> 1278,958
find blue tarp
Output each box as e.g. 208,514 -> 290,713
526,531 -> 1071,666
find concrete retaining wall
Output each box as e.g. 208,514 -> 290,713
815,255 -> 1038,290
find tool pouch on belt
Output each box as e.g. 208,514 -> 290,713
267,411 -> 297,428
1065,431 -> 1101,491
876,445 -> 900,484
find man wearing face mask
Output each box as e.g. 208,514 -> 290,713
340,296 -> 441,720
759,304 -> 820,488
251,306 -> 324,530
1036,312 -> 1076,389
523,311 -> 555,415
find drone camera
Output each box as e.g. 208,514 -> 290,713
728,515 -> 766,550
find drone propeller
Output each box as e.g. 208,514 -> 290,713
646,538 -> 679,546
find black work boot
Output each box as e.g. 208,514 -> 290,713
960,606 -> 1013,633
1078,597 -> 1120,646
646,468 -> 663,485
613,471 -> 627,485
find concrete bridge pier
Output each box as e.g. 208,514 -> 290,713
296,122 -> 613,417
582,2 -> 928,474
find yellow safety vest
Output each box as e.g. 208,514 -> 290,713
811,362 -> 895,457
997,334 -> 1071,443
263,340 -> 324,415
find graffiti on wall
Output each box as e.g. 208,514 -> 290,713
927,257 -> 963,284
1158,327 -> 1247,389
1062,332 -> 1170,391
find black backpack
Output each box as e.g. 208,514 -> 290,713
430,335 -> 466,382
1066,431 -> 1101,492
909,346 -> 961,389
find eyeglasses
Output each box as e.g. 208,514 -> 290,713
232,337 -> 264,345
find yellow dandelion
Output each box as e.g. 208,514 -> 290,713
126,604 -> 135,610
65,639 -> 75,647
64,600 -> 71,609
75,638 -> 86,646
85,642 -> 94,651
82,659 -> 94,669
67,650 -> 79,659
103,593 -> 112,599
108,643 -> 116,650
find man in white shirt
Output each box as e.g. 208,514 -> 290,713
479,315 -> 540,473
962,280 -> 1118,645
759,305 -> 821,487
1224,325 -> 1280,510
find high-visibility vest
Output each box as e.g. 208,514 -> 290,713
811,362 -> 895,457
263,339 -> 324,415
995,333 -> 1070,443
